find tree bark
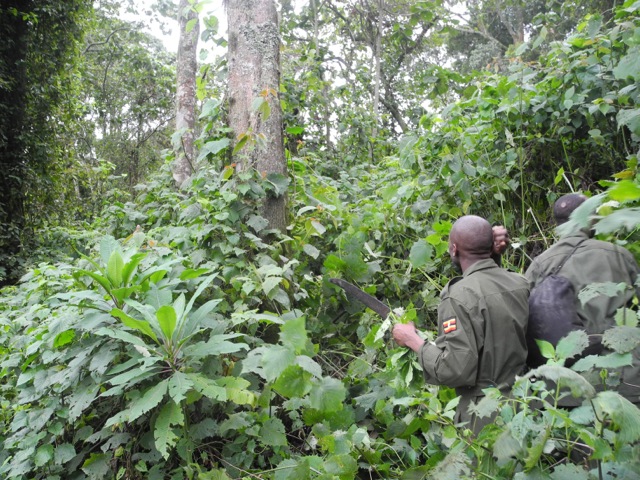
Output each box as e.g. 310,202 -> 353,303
173,0 -> 199,187
227,0 -> 287,232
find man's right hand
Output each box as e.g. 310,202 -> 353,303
492,225 -> 509,256
392,322 -> 425,353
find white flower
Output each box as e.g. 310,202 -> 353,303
393,307 -> 406,317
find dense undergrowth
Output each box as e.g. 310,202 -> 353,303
1,2 -> 640,479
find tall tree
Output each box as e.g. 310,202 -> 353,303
173,0 -> 200,187
227,0 -> 288,232
0,0 -> 91,284
78,9 -> 175,198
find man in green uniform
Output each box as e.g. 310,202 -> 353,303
393,215 -> 529,432
525,193 -> 640,405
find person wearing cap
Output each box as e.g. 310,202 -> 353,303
525,193 -> 640,405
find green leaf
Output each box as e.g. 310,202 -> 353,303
549,464 -> 591,479
198,139 -> 230,161
260,417 -> 287,447
324,454 -> 358,477
266,172 -> 290,196
35,444 -> 54,467
556,330 -> 589,361
100,235 -> 120,265
74,269 -> 113,295
121,252 -> 146,287
613,46 -> 640,80
594,208 -> 640,234
168,372 -> 194,404
536,339 -> 555,360
286,126 -> 304,135
280,316 -> 308,354
111,308 -> 158,343
524,365 -> 596,399
592,391 -> 640,443
154,400 -> 184,459
603,325 -> 640,353
82,453 -> 111,479
217,376 -> 255,405
54,443 -> 76,465
572,352 -> 632,372
617,108 -> 640,136
53,329 -> 75,348
183,334 -> 248,359
607,180 -> 640,202
247,214 -> 269,232
107,249 -> 125,288
309,377 -> 346,413
296,355 -> 323,378
409,239 -> 433,268
156,305 -> 177,340
262,276 -> 282,295
578,281 -> 627,306
261,345 -> 296,382
187,373 -> 227,401
302,243 -> 320,259
468,388 -> 501,419
614,307 -> 639,327
273,365 -> 312,398
186,18 -> 198,33
127,380 -> 168,422
95,326 -> 153,349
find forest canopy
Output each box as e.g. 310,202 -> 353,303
0,0 -> 639,479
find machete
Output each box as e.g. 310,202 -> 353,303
329,278 -> 391,319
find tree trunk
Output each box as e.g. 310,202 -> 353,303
173,0 -> 199,187
227,0 -> 287,232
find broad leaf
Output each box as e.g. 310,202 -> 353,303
156,305 -> 177,340
168,372 -> 194,404
260,417 -> 287,447
592,391 -> 640,443
127,380 -> 168,422
280,316 -> 308,354
556,330 -> 589,361
261,345 -> 296,382
273,365 -> 312,398
111,308 -> 158,343
409,239 -> 433,268
603,325 -> 640,353
154,400 -> 184,459
309,377 -> 346,413
187,373 -> 227,401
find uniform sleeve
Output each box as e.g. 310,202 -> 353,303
524,260 -> 540,289
418,296 -> 479,388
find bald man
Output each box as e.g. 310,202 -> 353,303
525,193 -> 640,405
393,215 -> 529,432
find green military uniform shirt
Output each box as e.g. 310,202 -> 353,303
525,231 -> 640,404
418,258 -> 529,429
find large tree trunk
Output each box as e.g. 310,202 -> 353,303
173,0 -> 199,187
227,0 -> 287,232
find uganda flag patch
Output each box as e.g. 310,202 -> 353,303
443,318 -> 457,333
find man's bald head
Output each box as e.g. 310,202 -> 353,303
553,193 -> 587,225
449,215 -> 494,266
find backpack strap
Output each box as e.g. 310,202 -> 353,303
551,238 -> 588,275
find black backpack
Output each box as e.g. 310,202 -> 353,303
527,239 -> 587,367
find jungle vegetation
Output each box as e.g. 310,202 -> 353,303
1,0 -> 639,478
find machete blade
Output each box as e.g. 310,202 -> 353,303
329,278 -> 391,319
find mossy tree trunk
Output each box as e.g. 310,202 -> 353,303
227,0 -> 288,232
173,0 -> 199,187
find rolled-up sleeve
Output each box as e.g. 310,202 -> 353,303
418,297 -> 478,388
